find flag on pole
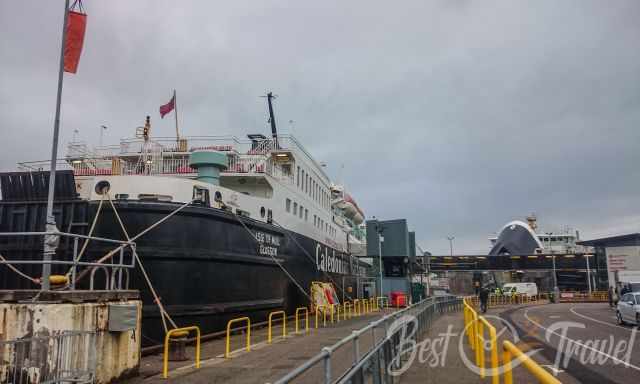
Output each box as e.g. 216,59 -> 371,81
63,8 -> 87,73
159,95 -> 175,118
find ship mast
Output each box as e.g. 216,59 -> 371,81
266,92 -> 279,149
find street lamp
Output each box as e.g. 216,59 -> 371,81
373,217 -> 384,297
546,232 -> 558,294
447,236 -> 455,257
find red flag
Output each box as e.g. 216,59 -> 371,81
159,95 -> 175,118
63,11 -> 87,74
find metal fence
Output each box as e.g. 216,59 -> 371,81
0,231 -> 136,290
0,331 -> 96,384
274,295 -> 462,384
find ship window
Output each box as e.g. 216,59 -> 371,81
305,209 -> 308,221
299,205 -> 303,219
297,166 -> 300,187
192,187 -> 210,206
267,209 -> 273,224
286,198 -> 291,212
260,207 -> 266,218
314,215 -> 317,226
301,170 -> 305,190
293,202 -> 298,215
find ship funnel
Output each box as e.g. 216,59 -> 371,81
189,150 -> 227,185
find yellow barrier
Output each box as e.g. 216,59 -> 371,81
295,307 -> 309,334
477,316 -> 499,384
163,326 -> 201,378
268,310 -> 287,343
363,299 -> 369,314
225,317 -> 251,358
332,303 -> 342,322
377,296 -> 389,309
503,340 -> 561,384
343,301 -> 352,319
315,305 -> 328,328
353,299 -> 361,316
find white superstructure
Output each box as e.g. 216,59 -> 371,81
18,132 -> 367,256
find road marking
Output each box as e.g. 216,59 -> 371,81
542,364 -> 565,374
523,307 -> 640,371
549,315 -> 561,319
569,306 -> 634,332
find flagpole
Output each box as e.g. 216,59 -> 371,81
43,0 -> 70,291
173,89 -> 179,141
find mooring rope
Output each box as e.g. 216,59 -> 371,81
0,252 -> 40,284
106,192 -> 177,332
270,218 -> 355,302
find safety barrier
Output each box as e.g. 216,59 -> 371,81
163,326 -> 201,378
343,301 -> 352,319
295,307 -> 309,334
376,296 -> 389,309
274,296 -> 462,384
332,303 -> 342,322
225,317 -> 251,358
503,340 -> 561,384
462,298 -> 561,384
268,310 -> 287,343
353,299 -> 361,316
315,305 -> 328,328
558,290 -> 608,303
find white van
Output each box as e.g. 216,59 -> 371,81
502,282 -> 538,297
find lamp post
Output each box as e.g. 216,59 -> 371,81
447,236 -> 455,257
546,232 -> 558,294
585,254 -> 592,294
373,217 -> 384,298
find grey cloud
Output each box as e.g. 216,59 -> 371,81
1,0 -> 639,254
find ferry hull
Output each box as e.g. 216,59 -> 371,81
0,199 -> 366,346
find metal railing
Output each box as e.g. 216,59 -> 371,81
225,317 -> 251,358
462,297 -> 561,384
274,296 -> 462,384
163,326 -> 201,379
0,231 -> 136,290
0,331 -> 96,384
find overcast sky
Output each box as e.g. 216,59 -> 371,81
1,1 -> 639,254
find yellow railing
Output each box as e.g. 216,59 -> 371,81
225,317 -> 251,358
377,296 -> 389,309
295,307 -> 309,334
343,301 -> 352,319
163,326 -> 201,378
332,303 -> 342,322
463,298 -> 561,384
353,299 -> 361,316
268,310 -> 287,343
315,305 -> 328,328
503,340 -> 561,384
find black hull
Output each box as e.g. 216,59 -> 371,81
0,199 -> 367,346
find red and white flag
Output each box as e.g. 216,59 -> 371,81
159,95 -> 175,118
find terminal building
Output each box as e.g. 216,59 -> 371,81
577,233 -> 640,289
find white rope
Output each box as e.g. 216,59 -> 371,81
0,252 -> 40,284
73,199 -> 193,284
105,193 -> 177,332
271,218 -> 354,302
232,213 -> 311,301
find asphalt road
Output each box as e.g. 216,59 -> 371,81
500,303 -> 639,384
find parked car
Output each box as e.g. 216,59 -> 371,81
616,292 -> 640,326
502,282 -> 538,297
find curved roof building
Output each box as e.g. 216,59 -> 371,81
489,220 -> 544,256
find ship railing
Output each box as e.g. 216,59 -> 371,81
0,330 -> 97,384
0,231 -> 136,291
274,295 -> 463,384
